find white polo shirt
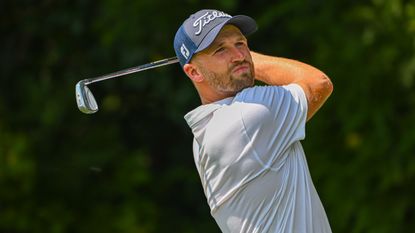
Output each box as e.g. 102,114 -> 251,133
184,84 -> 332,233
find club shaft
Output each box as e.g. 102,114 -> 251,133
83,57 -> 179,85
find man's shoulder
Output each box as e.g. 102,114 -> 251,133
185,84 -> 305,128
238,84 -> 304,96
235,84 -> 306,105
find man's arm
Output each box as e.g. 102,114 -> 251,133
251,51 -> 333,121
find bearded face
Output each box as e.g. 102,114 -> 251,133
198,59 -> 255,95
186,25 -> 256,101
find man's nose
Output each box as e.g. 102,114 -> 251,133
230,47 -> 245,62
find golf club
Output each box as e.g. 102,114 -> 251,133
76,56 -> 179,114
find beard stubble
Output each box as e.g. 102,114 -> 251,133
201,61 -> 255,95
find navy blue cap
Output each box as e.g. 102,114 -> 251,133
174,9 -> 257,67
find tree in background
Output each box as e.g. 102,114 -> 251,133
1,0 -> 414,232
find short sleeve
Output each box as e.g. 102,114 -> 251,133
234,84 -> 308,168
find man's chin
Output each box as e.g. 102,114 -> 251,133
234,79 -> 255,93
234,74 -> 254,86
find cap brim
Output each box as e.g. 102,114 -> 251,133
195,15 -> 257,53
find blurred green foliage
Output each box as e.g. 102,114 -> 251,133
1,0 -> 415,232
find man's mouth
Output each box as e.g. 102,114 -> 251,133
232,63 -> 250,74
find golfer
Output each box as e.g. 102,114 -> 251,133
174,9 -> 333,233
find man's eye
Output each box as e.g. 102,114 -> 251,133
214,47 -> 225,54
236,42 -> 246,47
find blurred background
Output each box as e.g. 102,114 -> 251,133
1,0 -> 415,232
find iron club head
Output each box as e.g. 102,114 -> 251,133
75,57 -> 179,114
75,80 -> 98,114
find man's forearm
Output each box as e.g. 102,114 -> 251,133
250,51 -> 333,121
251,51 -> 327,85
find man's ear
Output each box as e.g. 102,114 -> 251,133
183,63 -> 204,83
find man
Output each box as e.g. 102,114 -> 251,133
174,9 -> 333,233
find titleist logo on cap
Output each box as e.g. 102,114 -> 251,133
193,11 -> 232,35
